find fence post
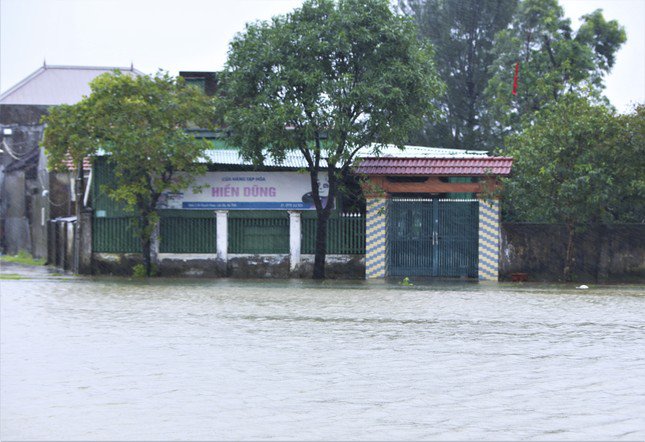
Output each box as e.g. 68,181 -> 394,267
288,211 -> 302,273
478,198 -> 500,281
216,210 -> 228,273
365,198 -> 387,279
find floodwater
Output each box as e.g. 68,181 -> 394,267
1,263 -> 644,441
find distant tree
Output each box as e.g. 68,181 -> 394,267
43,71 -> 214,276
218,0 -> 442,279
609,104 -> 645,223
503,94 -> 642,280
399,0 -> 517,149
484,0 -> 626,147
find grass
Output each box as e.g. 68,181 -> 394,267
0,250 -> 46,266
0,273 -> 25,280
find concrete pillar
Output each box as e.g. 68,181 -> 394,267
288,211 -> 301,272
365,197 -> 387,279
478,199 -> 500,281
216,210 -> 228,262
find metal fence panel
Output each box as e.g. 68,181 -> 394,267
92,217 -> 141,253
437,199 -> 479,278
229,215 -> 289,254
159,217 -> 216,253
301,213 -> 365,254
387,198 -> 478,278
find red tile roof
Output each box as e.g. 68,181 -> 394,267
62,155 -> 92,171
355,157 -> 513,176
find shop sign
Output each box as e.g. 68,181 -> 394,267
158,171 -> 329,210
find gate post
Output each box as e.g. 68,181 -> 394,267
478,199 -> 500,281
215,210 -> 228,274
365,198 -> 387,279
288,210 -> 301,273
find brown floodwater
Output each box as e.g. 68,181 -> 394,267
1,263 -> 644,440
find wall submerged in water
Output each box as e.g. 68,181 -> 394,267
500,223 -> 644,283
92,253 -> 365,279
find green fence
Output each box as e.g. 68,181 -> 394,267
302,213 -> 365,254
93,211 -> 365,255
159,217 -> 216,253
93,217 -> 141,253
228,214 -> 289,254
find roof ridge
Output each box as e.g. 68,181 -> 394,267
43,64 -> 142,72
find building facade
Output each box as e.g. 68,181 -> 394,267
88,145 -> 512,280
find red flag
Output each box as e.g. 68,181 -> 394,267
512,62 -> 520,95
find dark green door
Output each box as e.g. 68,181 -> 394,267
387,198 -> 478,278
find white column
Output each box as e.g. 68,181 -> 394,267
216,210 -> 228,262
288,211 -> 301,271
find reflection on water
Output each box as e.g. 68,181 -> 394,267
1,264 -> 644,440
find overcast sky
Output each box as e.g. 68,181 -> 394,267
1,0 -> 643,113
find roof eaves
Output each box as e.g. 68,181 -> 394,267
0,66 -> 46,103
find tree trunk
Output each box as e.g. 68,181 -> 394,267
142,236 -> 152,277
312,209 -> 331,279
563,222 -> 575,281
139,212 -> 153,277
309,155 -> 337,280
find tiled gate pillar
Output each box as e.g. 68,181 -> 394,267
478,199 -> 500,281
365,198 -> 387,279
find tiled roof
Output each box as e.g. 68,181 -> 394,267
0,65 -> 143,106
354,157 -> 513,176
359,145 -> 489,158
62,155 -> 92,171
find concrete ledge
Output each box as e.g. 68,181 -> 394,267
228,254 -> 290,278
297,254 -> 365,279
92,252 -> 366,279
93,253 -> 141,276
158,254 -> 226,277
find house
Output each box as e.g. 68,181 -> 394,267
89,142 -> 513,280
0,63 -> 142,258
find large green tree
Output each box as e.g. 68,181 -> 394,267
399,0 -> 517,149
218,0 -> 442,279
484,0 -> 625,147
503,94 -> 643,280
44,71 -> 214,276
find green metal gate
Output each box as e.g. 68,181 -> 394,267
387,198 -> 478,278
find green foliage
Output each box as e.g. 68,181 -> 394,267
0,273 -> 26,280
400,0 -> 517,149
609,105 -> 645,222
484,0 -> 626,147
132,263 -> 158,278
132,264 -> 148,278
506,95 -> 612,222
218,0 -> 442,278
0,250 -> 46,266
502,95 -> 643,277
43,71 -> 216,276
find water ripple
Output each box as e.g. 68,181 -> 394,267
1,273 -> 644,440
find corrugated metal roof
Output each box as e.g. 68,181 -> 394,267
354,157 -> 513,176
203,143 -> 490,168
203,149 -> 328,168
0,65 -> 143,105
